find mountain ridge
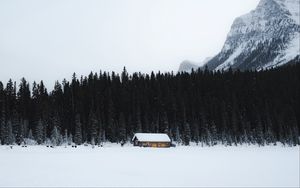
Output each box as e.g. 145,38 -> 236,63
204,0 -> 300,71
179,0 -> 300,72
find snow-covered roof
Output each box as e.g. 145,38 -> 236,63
132,133 -> 171,142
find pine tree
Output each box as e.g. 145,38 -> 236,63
161,112 -> 169,135
118,113 -> 126,143
88,110 -> 98,143
220,102 -> 229,145
134,104 -> 142,133
17,78 -> 31,120
63,129 -> 68,146
16,120 -> 25,145
183,122 -> 191,146
35,119 -> 44,145
230,96 -> 239,146
265,122 -> 275,145
12,110 -> 19,140
143,114 -> 150,133
200,111 -> 210,146
74,114 -> 82,145
210,121 -> 218,146
255,113 -> 265,146
241,121 -> 250,145
287,109 -> 299,146
106,97 -> 116,142
277,115 -> 286,145
97,119 -> 103,145
175,126 -> 181,144
264,104 -> 275,145
0,105 -> 5,144
68,133 -> 73,145
27,129 -> 34,140
101,130 -> 106,143
191,120 -> 199,144
51,126 -> 60,146
7,121 -> 15,145
52,112 -> 61,131
91,137 -> 95,148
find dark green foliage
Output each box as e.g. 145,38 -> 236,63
183,122 -> 191,146
35,119 -> 44,144
0,62 -> 299,146
118,113 -> 126,143
74,114 -> 82,145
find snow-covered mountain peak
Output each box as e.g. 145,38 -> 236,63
275,0 -> 300,24
262,0 -> 300,25
205,0 -> 300,71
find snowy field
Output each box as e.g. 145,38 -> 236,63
0,144 -> 299,187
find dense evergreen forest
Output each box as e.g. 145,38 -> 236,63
0,62 -> 299,146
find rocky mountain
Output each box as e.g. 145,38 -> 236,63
205,0 -> 300,71
178,60 -> 199,72
178,57 -> 212,72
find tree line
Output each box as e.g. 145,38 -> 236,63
0,61 -> 299,146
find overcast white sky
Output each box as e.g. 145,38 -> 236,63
0,0 -> 259,88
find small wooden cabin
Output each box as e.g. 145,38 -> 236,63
132,133 -> 171,148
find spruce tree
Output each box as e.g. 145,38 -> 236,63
88,110 -> 98,143
210,121 -> 218,146
35,119 -> 44,145
0,105 -> 5,144
118,113 -> 126,143
175,126 -> 181,144
51,126 -> 60,146
191,120 -> 200,144
63,129 -> 68,146
106,97 -> 116,142
27,129 -> 34,141
7,121 -> 15,145
161,112 -> 169,135
254,113 -> 265,146
183,122 -> 191,146
68,133 -> 73,145
74,114 -> 82,145
134,105 -> 142,133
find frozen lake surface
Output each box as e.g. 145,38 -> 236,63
0,144 -> 299,187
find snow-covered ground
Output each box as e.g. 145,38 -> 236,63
0,144 -> 299,187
